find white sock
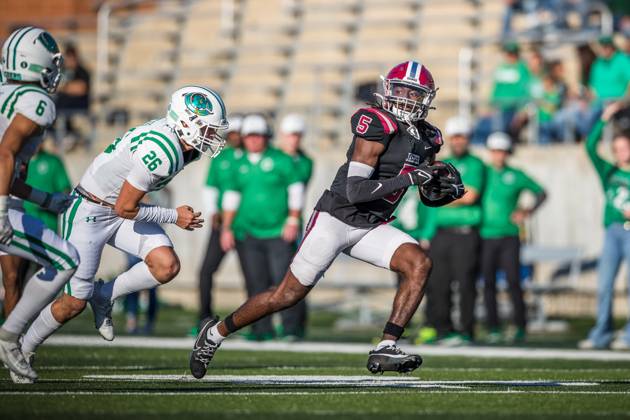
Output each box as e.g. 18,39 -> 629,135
207,324 -> 226,344
376,339 -> 396,350
21,302 -> 62,354
100,262 -> 160,302
1,266 -> 74,337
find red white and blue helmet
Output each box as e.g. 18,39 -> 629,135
378,60 -> 436,122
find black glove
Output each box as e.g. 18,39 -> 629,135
420,162 -> 465,206
408,164 -> 436,186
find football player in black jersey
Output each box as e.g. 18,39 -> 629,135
190,60 -> 464,377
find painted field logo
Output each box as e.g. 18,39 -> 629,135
184,93 -> 213,116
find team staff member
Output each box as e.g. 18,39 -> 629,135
480,132 -> 546,344
220,114 -> 306,341
425,116 -> 485,345
580,102 -> 630,350
197,115 -> 243,330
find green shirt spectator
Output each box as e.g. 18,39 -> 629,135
23,149 -> 72,232
490,44 -> 531,110
226,147 -> 300,240
431,152 -> 486,231
480,165 -> 544,238
589,46 -> 630,102
585,119 -> 630,227
204,145 -> 243,213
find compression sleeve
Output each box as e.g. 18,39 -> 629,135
345,161 -> 413,204
288,182 -> 305,211
202,186 -> 219,216
222,190 -> 241,211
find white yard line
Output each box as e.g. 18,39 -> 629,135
2,390 -> 629,396
45,334 -> 630,361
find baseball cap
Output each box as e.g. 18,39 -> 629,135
487,132 -> 512,151
240,114 -> 269,136
445,116 -> 471,137
281,113 -> 306,134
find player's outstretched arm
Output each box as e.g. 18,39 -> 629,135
345,137 -> 435,204
115,181 -> 203,230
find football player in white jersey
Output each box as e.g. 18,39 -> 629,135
0,27 -> 80,381
19,86 -> 228,372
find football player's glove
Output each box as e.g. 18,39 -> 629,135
420,161 -> 465,207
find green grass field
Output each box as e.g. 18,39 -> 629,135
2,344 -> 630,419
2,307 -> 630,419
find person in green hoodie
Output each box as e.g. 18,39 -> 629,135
579,101 -> 630,350
480,132 -> 546,344
220,114 -> 306,341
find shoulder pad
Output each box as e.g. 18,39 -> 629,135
351,107 -> 398,141
10,88 -> 55,127
133,135 -> 179,178
418,120 -> 443,150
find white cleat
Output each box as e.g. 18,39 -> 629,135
0,338 -> 37,380
9,352 -> 36,384
89,279 -> 114,341
611,338 -> 630,351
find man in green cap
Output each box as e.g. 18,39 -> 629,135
480,132 -> 546,344
198,114 -> 244,331
425,115 -> 486,345
220,114 -> 306,341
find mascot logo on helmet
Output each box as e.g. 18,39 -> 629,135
38,32 -> 59,54
184,92 -> 213,116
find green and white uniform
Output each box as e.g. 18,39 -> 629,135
63,118 -> 196,299
0,83 -> 79,271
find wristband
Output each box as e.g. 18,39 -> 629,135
286,215 -> 300,226
134,205 -> 178,224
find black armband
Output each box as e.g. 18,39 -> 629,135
224,313 -> 239,334
383,322 -> 405,340
346,174 -> 412,204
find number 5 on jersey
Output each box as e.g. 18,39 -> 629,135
142,150 -> 162,171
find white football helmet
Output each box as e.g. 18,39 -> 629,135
1,27 -> 63,93
166,86 -> 229,158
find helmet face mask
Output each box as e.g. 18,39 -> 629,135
167,87 -> 229,158
377,60 -> 437,123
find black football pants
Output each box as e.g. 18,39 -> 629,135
238,236 -> 307,337
481,235 -> 526,330
425,228 -> 480,338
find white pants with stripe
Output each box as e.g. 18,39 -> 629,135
289,211 -> 417,287
61,193 -> 173,300
0,207 -> 79,271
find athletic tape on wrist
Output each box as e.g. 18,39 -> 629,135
134,205 -> 178,224
383,322 -> 405,339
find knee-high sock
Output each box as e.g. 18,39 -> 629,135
21,302 -> 62,354
0,267 -> 74,341
100,262 -> 160,303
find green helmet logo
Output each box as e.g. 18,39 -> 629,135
184,92 -> 213,116
37,32 -> 59,54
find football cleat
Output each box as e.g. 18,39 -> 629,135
9,352 -> 35,384
89,279 -> 114,341
367,344 -> 423,374
0,338 -> 37,380
189,317 -> 221,379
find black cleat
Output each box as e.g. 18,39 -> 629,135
367,344 -> 423,374
189,317 -> 221,379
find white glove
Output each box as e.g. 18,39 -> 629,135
44,192 -> 75,214
0,196 -> 13,245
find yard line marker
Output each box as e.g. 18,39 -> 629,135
44,334 -> 630,362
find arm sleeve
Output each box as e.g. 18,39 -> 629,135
520,171 -> 544,195
585,119 -> 615,182
202,186 -> 219,215
345,161 -> 414,204
288,182 -> 305,211
222,190 -> 241,211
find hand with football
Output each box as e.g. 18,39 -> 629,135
420,161 -> 465,201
